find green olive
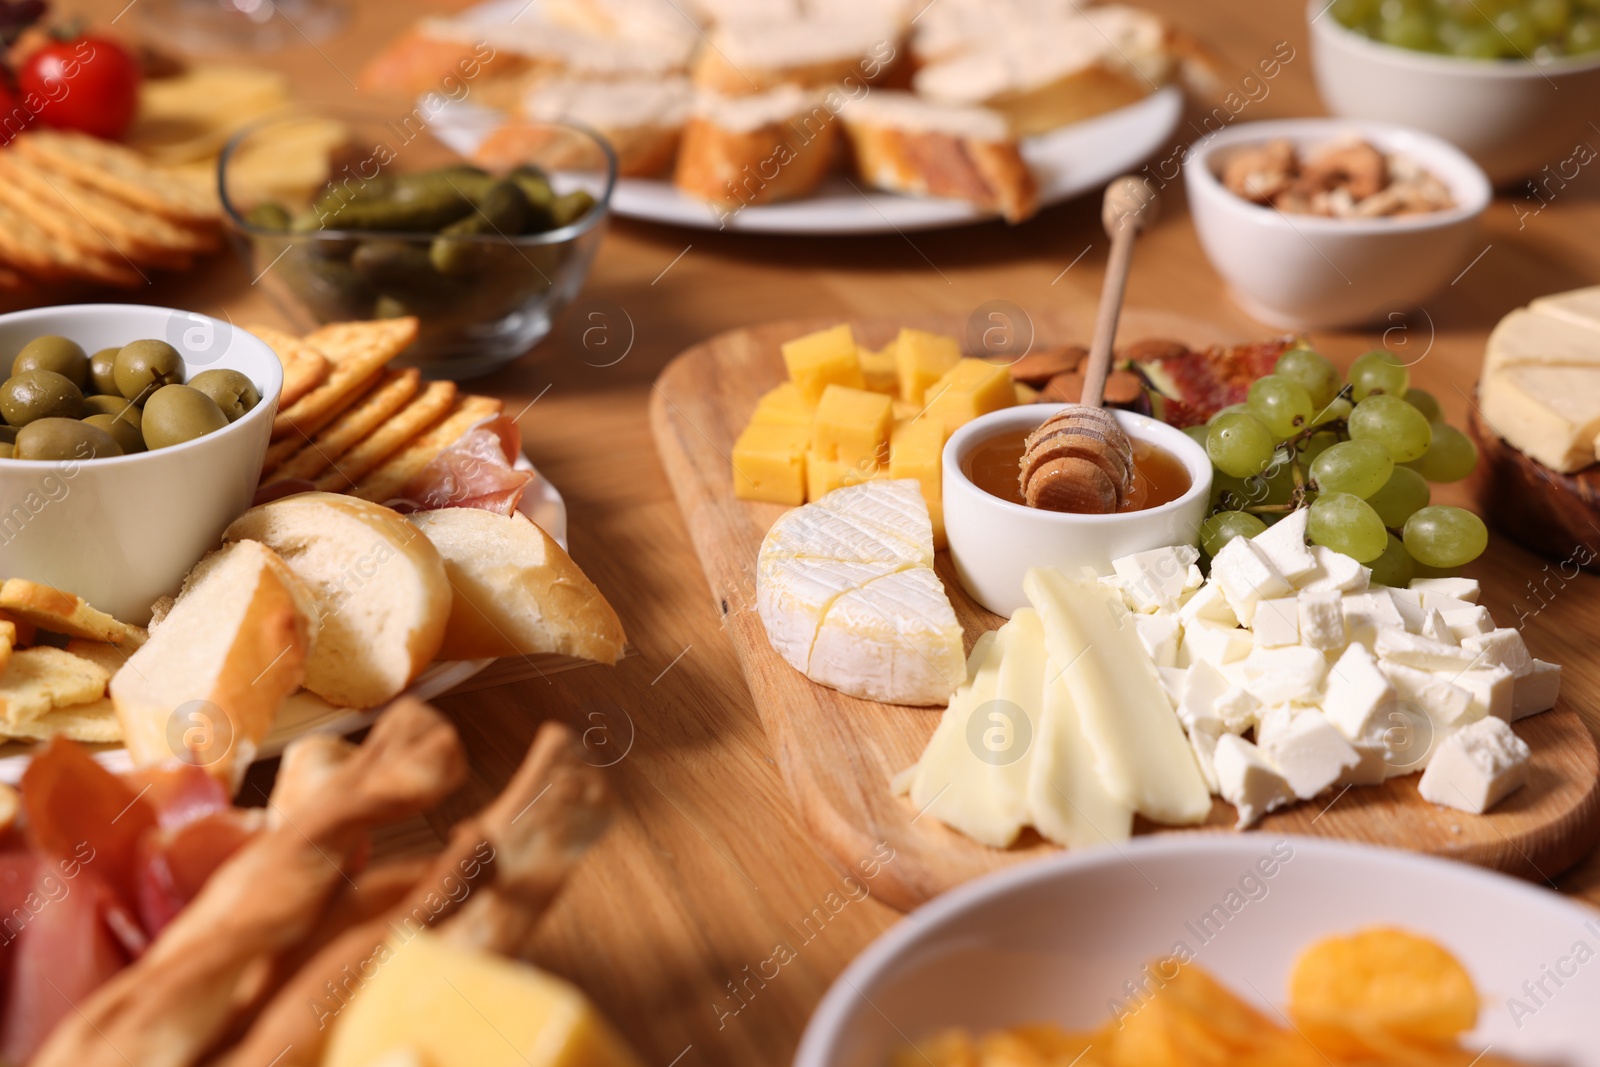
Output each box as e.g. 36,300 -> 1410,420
185,369 -> 260,422
82,394 -> 141,423
13,336 -> 89,389
84,413 -> 145,454
14,417 -> 121,461
113,339 -> 183,403
0,370 -> 85,426
141,384 -> 227,450
0,443 -> 13,459
0,425 -> 17,445
88,347 -> 121,395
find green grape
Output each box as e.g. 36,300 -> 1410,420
1380,10 -> 1438,48
1207,411 -> 1275,478
1567,14 -> 1600,50
1210,472 -> 1250,511
1494,6 -> 1540,51
1309,439 -> 1394,498
1246,375 -> 1315,439
1348,394 -> 1433,463
1299,431 -> 1339,468
1274,347 -> 1342,408
1312,395 -> 1355,427
1403,387 -> 1442,423
1403,505 -> 1489,568
1183,424 -> 1210,450
1411,561 -> 1463,579
1200,510 -> 1268,558
1349,350 -> 1410,400
1529,0 -> 1572,34
1448,25 -> 1504,55
1309,492 -> 1390,562
1405,423 -> 1478,482
1244,458 -> 1297,507
1367,534 -> 1416,588
1332,0 -> 1379,26
1365,465 -> 1430,528
1210,403 -> 1250,422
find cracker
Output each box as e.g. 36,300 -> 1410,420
0,155 -> 201,269
0,196 -> 141,287
300,316 -> 419,367
271,368 -> 422,482
0,647 -> 111,727
273,369 -> 383,446
350,394 -> 504,502
0,578 -> 141,644
63,638 -> 135,683
247,324 -> 332,409
271,318 -> 418,441
315,379 -> 459,491
0,621 -> 12,673
13,129 -> 220,223
4,697 -> 121,743
0,154 -> 218,256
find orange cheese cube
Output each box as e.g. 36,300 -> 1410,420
811,385 -> 893,467
858,342 -> 899,395
890,418 -> 950,548
750,382 -> 815,428
895,328 -> 962,405
922,358 -> 1016,433
805,449 -> 884,500
782,324 -> 864,404
732,423 -> 809,505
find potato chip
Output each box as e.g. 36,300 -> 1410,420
1288,927 -> 1477,1043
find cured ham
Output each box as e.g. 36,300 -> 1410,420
391,416 -> 534,515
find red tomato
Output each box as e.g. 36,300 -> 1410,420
18,34 -> 141,140
0,80 -> 31,145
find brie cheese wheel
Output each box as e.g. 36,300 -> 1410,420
756,480 -> 963,706
1479,291 -> 1600,472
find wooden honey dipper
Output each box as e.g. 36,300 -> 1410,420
1020,176 -> 1159,513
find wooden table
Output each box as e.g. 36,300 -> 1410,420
64,0 -> 1600,1062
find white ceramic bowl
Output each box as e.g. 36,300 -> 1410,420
0,305 -> 282,624
794,836 -> 1600,1067
1184,118 -> 1491,330
943,406 -> 1211,617
1309,4 -> 1600,187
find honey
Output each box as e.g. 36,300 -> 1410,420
963,426 -> 1190,512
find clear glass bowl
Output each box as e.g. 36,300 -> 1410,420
218,105 -> 615,380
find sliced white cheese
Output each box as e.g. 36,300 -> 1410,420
1479,363 -> 1600,473
1157,665 -> 1188,705
1512,659 -> 1561,719
1113,545 -> 1200,614
1417,716 -> 1530,814
1251,596 -> 1300,649
1408,577 -> 1480,603
1250,508 -> 1318,582
1025,567 -> 1212,825
1212,734 -> 1295,829
1029,661 -> 1136,849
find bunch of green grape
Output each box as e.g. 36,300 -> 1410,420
1187,346 -> 1488,588
1333,0 -> 1600,58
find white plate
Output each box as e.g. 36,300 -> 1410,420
0,454 -> 566,784
795,836 -> 1600,1067
429,59 -> 1183,233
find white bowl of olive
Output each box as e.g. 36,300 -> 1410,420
0,304 -> 281,624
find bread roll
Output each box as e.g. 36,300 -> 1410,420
111,539 -> 320,789
224,493 -> 451,708
408,508 -> 625,664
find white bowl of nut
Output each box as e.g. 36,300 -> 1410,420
0,304 -> 281,624
1184,118 -> 1491,330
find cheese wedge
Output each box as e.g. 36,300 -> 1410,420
1531,284 -> 1600,332
1485,307 -> 1600,369
1480,364 -> 1600,472
808,567 -> 965,704
1024,567 -> 1212,825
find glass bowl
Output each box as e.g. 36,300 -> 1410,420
218,105 -> 615,380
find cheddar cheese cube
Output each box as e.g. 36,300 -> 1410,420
922,358 -> 1016,433
750,382 -> 815,428
811,385 -> 893,467
782,324 -> 864,403
858,342 -> 899,395
805,449 -> 884,500
732,423 -> 809,505
890,417 -> 950,548
895,328 -> 962,404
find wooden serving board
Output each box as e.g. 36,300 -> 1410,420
650,315 -> 1600,913
1467,402 -> 1600,573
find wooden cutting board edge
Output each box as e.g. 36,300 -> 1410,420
650,316 -> 1600,913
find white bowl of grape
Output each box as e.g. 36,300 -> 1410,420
1196,344 -> 1487,584
1310,0 -> 1600,186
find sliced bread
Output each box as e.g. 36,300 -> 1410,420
111,539 -> 320,788
224,493 -> 451,708
407,507 -> 625,664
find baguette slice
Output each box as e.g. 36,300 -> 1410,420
224,493 -> 451,708
674,86 -> 839,208
111,540 -> 320,789
408,508 -> 625,664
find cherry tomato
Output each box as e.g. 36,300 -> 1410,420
0,80 -> 31,146
18,35 -> 141,141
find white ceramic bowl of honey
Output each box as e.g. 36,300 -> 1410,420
943,405 -> 1211,617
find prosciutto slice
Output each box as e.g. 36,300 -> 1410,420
390,415 -> 533,515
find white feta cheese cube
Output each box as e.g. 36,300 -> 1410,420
1180,619 -> 1253,667
1421,593 -> 1476,616
1250,508 -> 1318,582
1511,659 -> 1561,720
1337,739 -> 1390,786
1419,608 -> 1458,647
1386,587 -> 1427,633
1441,606 -> 1494,641
1251,596 -> 1300,648
1454,667 -> 1515,722
1241,644 -> 1328,705
1253,704 -> 1297,748
1113,545 -> 1201,614
1214,685 -> 1262,734
1461,628 -> 1532,676
1132,613 -> 1182,668
1322,643 -> 1396,742
1418,717 -> 1530,814
1257,708 -> 1360,800
1184,563 -> 1205,592
1342,590 -> 1406,649
1186,716 -> 1225,793
1158,665 -> 1189,706
1213,734 -> 1295,829
1375,629 -> 1479,671
1379,661 -> 1475,729
1177,582 -> 1239,628
1409,577 -> 1480,604
1210,537 -> 1293,625
1297,545 -> 1370,595
1297,590 -> 1347,652
1176,660 -> 1227,730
